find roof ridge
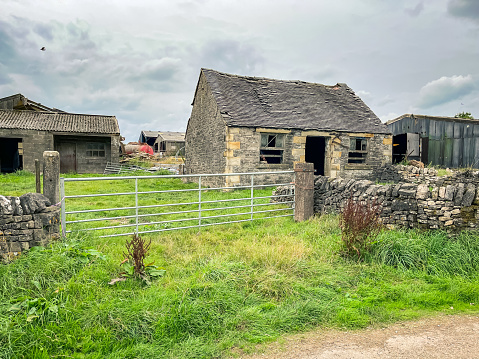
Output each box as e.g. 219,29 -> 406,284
202,68 -> 340,87
0,109 -> 116,118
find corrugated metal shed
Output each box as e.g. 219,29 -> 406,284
387,114 -> 479,168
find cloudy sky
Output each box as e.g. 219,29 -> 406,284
1,0 -> 478,142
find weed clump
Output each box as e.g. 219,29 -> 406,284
124,233 -> 151,276
110,234 -> 165,285
339,196 -> 382,260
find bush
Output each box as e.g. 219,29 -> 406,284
339,196 -> 382,260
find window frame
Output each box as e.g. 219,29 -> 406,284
347,136 -> 368,164
86,142 -> 106,158
259,133 -> 285,164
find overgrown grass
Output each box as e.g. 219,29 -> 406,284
1,217 -> 479,358
369,230 -> 479,277
1,172 -> 479,358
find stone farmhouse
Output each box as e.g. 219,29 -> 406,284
185,68 -> 392,186
387,114 -> 479,168
0,94 -> 120,174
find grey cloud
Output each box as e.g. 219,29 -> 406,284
0,72 -> 11,85
417,75 -> 476,108
405,2 -> 424,17
448,0 -> 479,23
34,23 -> 54,41
131,58 -> 181,82
0,21 -> 17,66
6,16 -> 30,39
198,39 -> 264,75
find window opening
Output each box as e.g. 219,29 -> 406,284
86,142 -> 105,157
348,137 -> 367,164
260,133 -> 284,164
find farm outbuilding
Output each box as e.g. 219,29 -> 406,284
387,114 -> 479,168
153,132 -> 185,155
0,109 -> 120,174
138,131 -> 186,155
0,93 -> 64,112
185,68 -> 392,187
138,130 -> 160,147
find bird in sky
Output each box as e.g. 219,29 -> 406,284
40,47 -> 46,51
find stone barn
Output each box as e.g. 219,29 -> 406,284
0,109 -> 120,174
185,68 -> 392,187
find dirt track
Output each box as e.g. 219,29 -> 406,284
241,314 -> 479,359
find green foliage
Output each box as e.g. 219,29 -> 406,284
455,111 -> 474,119
8,293 -> 62,323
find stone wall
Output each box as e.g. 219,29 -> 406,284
185,71 -> 227,187
0,193 -> 60,260
314,170 -> 479,231
371,163 -> 438,183
224,127 -> 297,187
0,128 -> 53,172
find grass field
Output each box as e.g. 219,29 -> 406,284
1,171 -> 479,358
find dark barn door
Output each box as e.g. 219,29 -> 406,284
305,137 -> 326,176
56,142 -> 77,173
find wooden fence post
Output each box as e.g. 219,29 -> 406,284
35,159 -> 41,193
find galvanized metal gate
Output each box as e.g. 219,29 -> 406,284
60,171 -> 295,238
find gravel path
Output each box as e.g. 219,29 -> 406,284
240,314 -> 479,359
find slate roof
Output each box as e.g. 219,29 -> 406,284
157,131 -> 185,142
0,110 -> 120,134
140,130 -> 161,139
200,68 -> 389,134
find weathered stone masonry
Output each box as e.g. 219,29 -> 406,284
314,169 -> 479,231
0,193 -> 60,258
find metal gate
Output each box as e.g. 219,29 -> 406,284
60,171 -> 295,238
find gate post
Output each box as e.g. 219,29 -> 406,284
294,162 -> 314,222
43,151 -> 60,205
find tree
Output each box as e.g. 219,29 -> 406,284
454,111 -> 474,119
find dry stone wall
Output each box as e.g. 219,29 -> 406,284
0,193 -> 60,260
314,170 -> 479,231
371,163 -> 438,183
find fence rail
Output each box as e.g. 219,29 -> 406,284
60,171 -> 295,238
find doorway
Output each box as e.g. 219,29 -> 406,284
55,142 -> 77,173
0,138 -> 23,173
305,136 -> 326,175
392,133 -> 420,163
